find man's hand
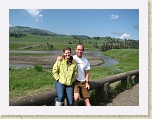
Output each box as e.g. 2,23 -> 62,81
57,56 -> 63,62
86,82 -> 90,90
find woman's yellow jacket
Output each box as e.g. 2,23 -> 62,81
52,59 -> 78,86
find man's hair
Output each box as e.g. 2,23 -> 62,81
76,44 -> 84,50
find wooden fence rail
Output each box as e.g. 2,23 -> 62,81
9,70 -> 139,106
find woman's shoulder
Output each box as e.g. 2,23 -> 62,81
72,59 -> 77,65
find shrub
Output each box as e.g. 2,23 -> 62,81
34,64 -> 43,72
107,67 -> 124,75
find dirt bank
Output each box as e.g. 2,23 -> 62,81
9,55 -> 104,67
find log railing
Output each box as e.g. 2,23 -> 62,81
9,70 -> 139,106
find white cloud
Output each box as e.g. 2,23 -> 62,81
110,14 -> 119,19
24,9 -> 43,23
111,31 -> 124,35
9,24 -> 11,27
119,33 -> 130,39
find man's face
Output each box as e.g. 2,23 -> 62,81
75,45 -> 84,58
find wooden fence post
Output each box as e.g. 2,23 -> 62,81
127,75 -> 131,83
121,78 -> 127,86
103,83 -> 109,101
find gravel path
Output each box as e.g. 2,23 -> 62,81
106,83 -> 139,106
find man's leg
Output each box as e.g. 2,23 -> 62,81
84,98 -> 91,106
81,82 -> 91,106
73,81 -> 80,106
74,93 -> 80,106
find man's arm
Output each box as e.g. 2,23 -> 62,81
57,56 -> 63,62
85,70 -> 90,90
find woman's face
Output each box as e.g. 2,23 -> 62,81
64,50 -> 71,59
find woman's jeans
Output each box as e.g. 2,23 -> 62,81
55,81 -> 74,106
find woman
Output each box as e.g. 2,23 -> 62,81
52,47 -> 78,106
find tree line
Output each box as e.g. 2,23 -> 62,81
72,36 -> 139,51
9,31 -> 139,51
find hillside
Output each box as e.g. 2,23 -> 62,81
9,26 -> 90,38
9,26 -> 139,51
9,26 -> 58,36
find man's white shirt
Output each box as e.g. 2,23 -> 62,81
73,55 -> 90,81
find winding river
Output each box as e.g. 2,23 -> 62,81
9,50 -> 119,68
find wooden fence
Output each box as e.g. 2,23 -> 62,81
9,70 -> 139,106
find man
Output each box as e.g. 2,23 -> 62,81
57,44 -> 91,106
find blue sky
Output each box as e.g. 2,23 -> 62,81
9,9 -> 139,40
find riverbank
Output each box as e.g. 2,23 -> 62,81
9,54 -> 104,68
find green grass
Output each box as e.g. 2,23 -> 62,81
89,49 -> 139,80
9,49 -> 139,98
9,66 -> 55,98
9,34 -> 106,51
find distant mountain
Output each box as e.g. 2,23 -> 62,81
9,26 -> 90,38
9,26 -> 59,36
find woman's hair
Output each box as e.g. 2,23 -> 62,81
62,47 -> 73,64
63,47 -> 71,53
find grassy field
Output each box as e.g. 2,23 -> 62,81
9,34 -> 139,99
9,34 -> 106,51
9,49 -> 139,98
89,49 -> 139,79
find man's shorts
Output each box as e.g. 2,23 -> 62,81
74,80 -> 90,99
